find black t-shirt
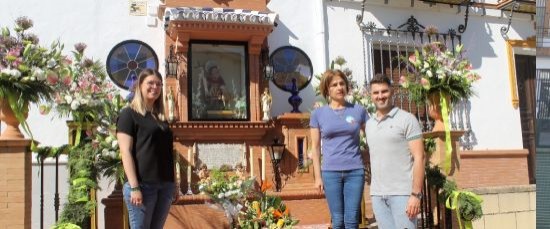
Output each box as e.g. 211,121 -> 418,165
116,107 -> 175,183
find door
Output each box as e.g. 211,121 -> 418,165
515,54 -> 536,183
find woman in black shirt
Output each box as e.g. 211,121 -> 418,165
117,69 -> 175,229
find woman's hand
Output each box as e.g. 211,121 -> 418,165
130,190 -> 143,206
314,179 -> 324,193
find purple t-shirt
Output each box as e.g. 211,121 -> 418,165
309,103 -> 368,171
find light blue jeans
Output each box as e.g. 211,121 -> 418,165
123,181 -> 175,229
371,195 -> 417,229
322,169 -> 365,229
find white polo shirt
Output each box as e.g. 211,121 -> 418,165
365,107 -> 423,196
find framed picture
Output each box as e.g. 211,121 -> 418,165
188,41 -> 249,121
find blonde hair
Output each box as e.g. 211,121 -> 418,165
130,69 -> 166,121
319,69 -> 350,100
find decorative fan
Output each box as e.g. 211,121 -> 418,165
269,46 -> 313,92
106,40 -> 159,90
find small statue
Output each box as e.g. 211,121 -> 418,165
198,164 -> 210,182
261,87 -> 272,121
167,88 -> 176,122
235,163 -> 246,180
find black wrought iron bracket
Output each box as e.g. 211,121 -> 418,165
457,0 -> 474,33
500,1 -> 520,35
397,15 -> 426,33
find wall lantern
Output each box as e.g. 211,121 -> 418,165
269,138 -> 286,192
165,44 -> 179,78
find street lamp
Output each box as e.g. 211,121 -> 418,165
269,138 -> 285,192
165,44 -> 179,78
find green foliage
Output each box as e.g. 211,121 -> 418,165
56,143 -> 98,228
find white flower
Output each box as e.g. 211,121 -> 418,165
32,67 -> 46,81
111,140 -> 118,148
64,95 -> 73,104
218,193 -> 224,199
47,59 -> 57,68
70,100 -> 80,110
3,68 -> 22,78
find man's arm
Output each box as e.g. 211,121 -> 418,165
406,138 -> 425,218
409,138 -> 425,193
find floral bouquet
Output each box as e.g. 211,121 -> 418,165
238,181 -> 299,229
400,42 -> 481,105
0,16 -> 64,136
198,169 -> 256,227
94,94 -> 126,185
42,42 -> 117,123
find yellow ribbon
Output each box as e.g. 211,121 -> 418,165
440,91 -> 452,174
445,190 -> 483,229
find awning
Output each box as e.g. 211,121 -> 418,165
164,7 -> 278,30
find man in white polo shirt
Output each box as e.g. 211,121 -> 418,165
365,74 -> 425,229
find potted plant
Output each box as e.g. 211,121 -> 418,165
0,16 -> 63,139
400,42 -> 480,131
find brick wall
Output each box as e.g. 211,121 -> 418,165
0,140 -> 32,229
455,150 -> 530,188
470,185 -> 535,229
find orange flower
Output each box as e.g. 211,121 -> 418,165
283,207 -> 289,216
273,209 -> 283,218
261,181 -> 272,192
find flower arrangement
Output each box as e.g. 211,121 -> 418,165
94,94 -> 126,185
400,42 -> 480,105
198,169 -> 256,227
0,16 -> 64,135
238,181 -> 299,229
42,42 -> 117,123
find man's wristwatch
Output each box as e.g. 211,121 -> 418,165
130,186 -> 141,192
411,192 -> 422,200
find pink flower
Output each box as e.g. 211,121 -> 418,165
46,72 -> 59,84
420,78 -> 431,90
408,54 -> 416,63
466,64 -> 473,70
62,76 -> 72,86
62,56 -> 72,65
399,76 -> 409,88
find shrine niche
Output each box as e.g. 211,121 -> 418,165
160,3 -> 331,228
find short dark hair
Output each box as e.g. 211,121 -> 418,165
369,74 -> 392,87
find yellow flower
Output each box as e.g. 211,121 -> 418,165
277,219 -> 285,228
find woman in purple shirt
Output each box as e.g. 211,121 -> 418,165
310,70 -> 369,229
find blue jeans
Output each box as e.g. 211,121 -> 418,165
123,182 -> 175,229
322,169 -> 365,229
371,195 -> 417,229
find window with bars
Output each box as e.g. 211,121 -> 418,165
359,18 -> 475,149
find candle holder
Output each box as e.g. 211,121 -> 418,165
186,165 -> 194,195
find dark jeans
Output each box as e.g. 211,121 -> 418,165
322,169 -> 365,229
123,182 -> 175,229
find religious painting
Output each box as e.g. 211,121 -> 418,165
189,41 -> 249,120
